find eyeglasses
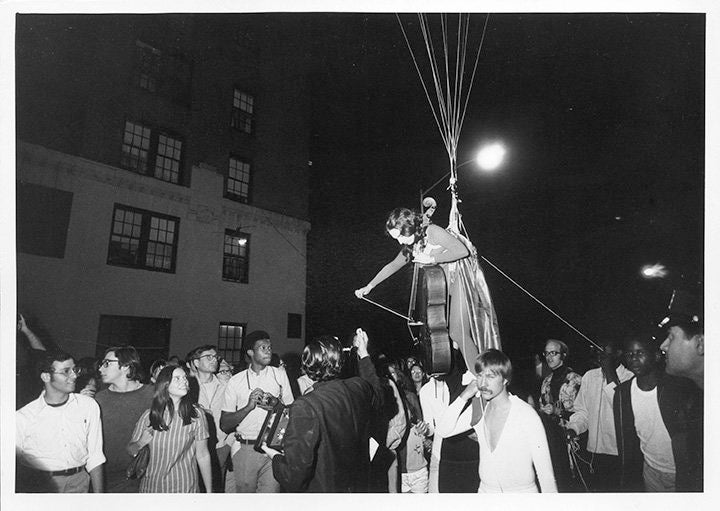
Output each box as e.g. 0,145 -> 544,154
100,359 -> 120,368
195,354 -> 218,362
543,351 -> 561,357
52,367 -> 81,377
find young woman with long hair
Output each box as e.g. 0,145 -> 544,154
128,365 -> 212,492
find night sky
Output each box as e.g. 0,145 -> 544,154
6,10 -> 705,380
302,12 -> 704,375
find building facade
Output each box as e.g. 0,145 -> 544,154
16,14 -> 310,367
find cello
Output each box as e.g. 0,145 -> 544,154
407,198 -> 452,375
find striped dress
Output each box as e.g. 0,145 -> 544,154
131,407 -> 209,493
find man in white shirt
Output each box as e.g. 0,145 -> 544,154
188,344 -> 229,492
220,331 -> 293,492
16,351 -> 105,493
565,341 -> 633,491
436,349 -> 557,492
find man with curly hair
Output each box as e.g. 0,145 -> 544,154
261,328 -> 385,492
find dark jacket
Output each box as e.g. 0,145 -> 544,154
613,372 -> 703,491
271,356 -> 384,492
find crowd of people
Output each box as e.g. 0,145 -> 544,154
15,308 -> 703,494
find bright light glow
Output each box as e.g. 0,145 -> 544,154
238,238 -> 247,246
475,143 -> 506,171
641,264 -> 668,279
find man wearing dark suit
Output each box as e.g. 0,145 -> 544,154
261,328 -> 385,492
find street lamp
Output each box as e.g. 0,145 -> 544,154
641,263 -> 668,279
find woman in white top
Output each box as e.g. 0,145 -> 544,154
436,349 -> 557,493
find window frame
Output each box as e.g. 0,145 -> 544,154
222,229 -> 250,284
230,87 -> 255,135
225,155 -> 252,203
107,203 -> 180,273
120,120 -> 186,185
218,321 -> 247,365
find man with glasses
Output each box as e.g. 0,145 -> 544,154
95,345 -> 154,492
16,351 -> 105,492
538,339 -> 582,491
220,330 -> 294,492
188,344 -> 230,492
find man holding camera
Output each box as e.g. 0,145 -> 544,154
220,330 -> 293,492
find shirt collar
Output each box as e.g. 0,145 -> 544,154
248,365 -> 269,377
36,391 -> 78,410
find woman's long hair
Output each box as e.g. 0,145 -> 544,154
409,363 -> 429,393
385,208 -> 426,262
149,365 -> 198,431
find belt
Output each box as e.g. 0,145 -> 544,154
45,465 -> 85,476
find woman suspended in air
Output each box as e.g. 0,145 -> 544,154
355,206 -> 500,375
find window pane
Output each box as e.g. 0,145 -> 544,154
121,121 -> 150,173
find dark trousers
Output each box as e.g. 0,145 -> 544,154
584,452 -> 622,492
438,431 -> 479,493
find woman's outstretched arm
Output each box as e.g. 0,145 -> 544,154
355,250 -> 408,297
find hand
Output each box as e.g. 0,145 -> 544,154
415,421 -> 430,437
540,403 -> 555,415
354,285 -> 373,298
261,442 -> 281,459
412,252 -> 435,265
460,382 -> 479,401
17,313 -> 27,332
352,328 -> 370,358
80,387 -> 97,398
138,427 -> 153,447
247,388 -> 265,410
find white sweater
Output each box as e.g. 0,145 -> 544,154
437,393 -> 557,493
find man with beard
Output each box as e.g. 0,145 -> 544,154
437,349 -> 557,492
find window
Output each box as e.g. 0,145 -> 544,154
218,322 -> 246,365
17,182 -> 73,258
223,229 -> 250,283
108,204 -> 179,273
135,40 -> 162,92
121,120 -> 184,184
134,40 -> 192,105
287,313 -> 302,339
225,156 -> 251,202
231,88 -> 254,134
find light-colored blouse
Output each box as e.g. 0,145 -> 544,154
131,407 -> 208,493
